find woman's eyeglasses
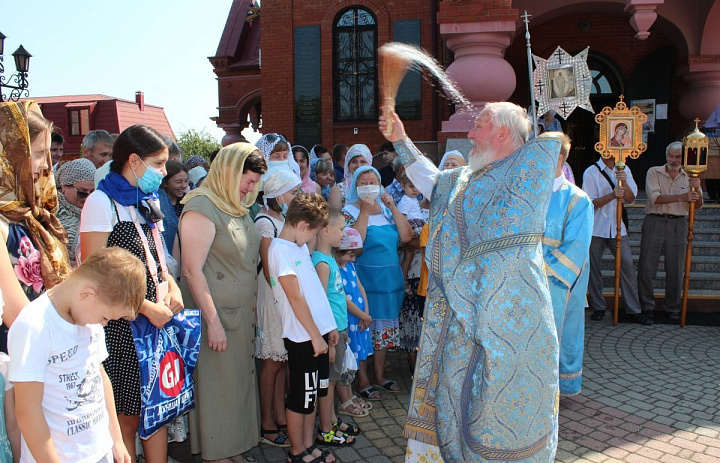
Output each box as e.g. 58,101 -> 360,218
72,186 -> 94,200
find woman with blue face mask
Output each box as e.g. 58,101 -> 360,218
79,124 -> 184,463
341,166 -> 413,400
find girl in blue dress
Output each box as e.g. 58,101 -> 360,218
336,227 -> 374,410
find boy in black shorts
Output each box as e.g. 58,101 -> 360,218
268,193 -> 339,463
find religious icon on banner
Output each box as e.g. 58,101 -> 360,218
595,96 -> 647,162
533,46 -> 593,119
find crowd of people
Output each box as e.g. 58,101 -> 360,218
0,99 -> 471,463
0,96 -> 708,463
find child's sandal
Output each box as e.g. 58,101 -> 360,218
334,418 -> 361,436
286,448 -> 322,463
351,394 -> 372,410
307,444 -> 335,463
338,398 -> 369,417
315,427 -> 355,447
261,428 -> 290,448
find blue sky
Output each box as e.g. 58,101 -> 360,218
4,0 -> 240,142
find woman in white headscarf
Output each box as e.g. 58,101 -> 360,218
340,144 -> 373,201
255,133 -> 301,179
438,150 -> 467,171
253,167 -> 301,448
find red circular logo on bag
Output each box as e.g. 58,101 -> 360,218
159,351 -> 185,397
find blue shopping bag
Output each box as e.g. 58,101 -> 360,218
131,309 -> 201,439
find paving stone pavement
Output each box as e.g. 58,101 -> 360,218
171,310 -> 720,462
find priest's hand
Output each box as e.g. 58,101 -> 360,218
379,107 -> 406,143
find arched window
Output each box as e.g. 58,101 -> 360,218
334,7 -> 377,122
587,54 -> 623,95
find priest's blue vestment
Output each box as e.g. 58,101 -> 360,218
543,178 -> 593,396
396,137 -> 561,463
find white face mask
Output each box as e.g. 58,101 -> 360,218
267,160 -> 290,171
357,185 -> 380,203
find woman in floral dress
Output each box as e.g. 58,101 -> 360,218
0,101 -> 71,331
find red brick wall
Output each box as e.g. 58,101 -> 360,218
260,0 -> 439,152
437,0 -> 517,24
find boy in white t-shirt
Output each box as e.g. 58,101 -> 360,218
268,192 -> 339,463
9,247 -> 147,463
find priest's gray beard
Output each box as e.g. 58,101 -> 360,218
469,146 -> 494,172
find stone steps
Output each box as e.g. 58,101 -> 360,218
600,203 -> 720,300
601,270 -> 720,291
600,254 -> 720,273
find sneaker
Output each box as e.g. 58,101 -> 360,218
590,310 -> 605,321
627,313 -> 654,325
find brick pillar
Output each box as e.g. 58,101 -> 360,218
437,1 -> 519,137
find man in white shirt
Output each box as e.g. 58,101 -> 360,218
582,156 -> 652,325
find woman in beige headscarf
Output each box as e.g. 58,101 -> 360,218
180,143 -> 267,463
0,101 -> 70,327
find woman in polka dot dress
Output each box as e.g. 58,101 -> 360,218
80,125 -> 183,463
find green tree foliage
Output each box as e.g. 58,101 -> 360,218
177,129 -> 221,162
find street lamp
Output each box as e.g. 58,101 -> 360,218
0,31 -> 32,102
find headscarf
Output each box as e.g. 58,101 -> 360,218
343,144 -> 373,194
309,145 -> 320,161
187,166 -> 208,188
262,167 -> 301,207
184,155 -> 207,170
56,158 -> 96,186
0,101 -> 70,287
438,150 -> 467,171
339,226 -> 363,250
181,142 -> 263,217
56,158 -> 97,231
309,158 -> 321,182
346,165 -> 392,221
292,145 -> 317,194
255,133 -> 301,178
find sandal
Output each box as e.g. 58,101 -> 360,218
356,386 -> 382,401
261,428 -> 290,448
276,421 -> 288,433
334,417 -> 361,436
315,426 -> 355,447
231,455 -> 257,463
286,448 -> 321,463
338,398 -> 369,417
307,444 -> 336,463
351,394 -> 372,410
374,379 -> 401,392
